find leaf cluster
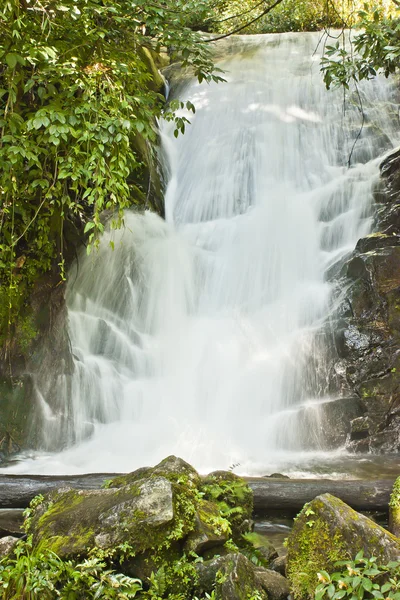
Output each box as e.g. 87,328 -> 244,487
0,536 -> 142,599
315,552 -> 400,600
321,3 -> 400,90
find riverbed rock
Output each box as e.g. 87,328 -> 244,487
195,553 -> 267,600
389,476 -> 400,537
254,567 -> 290,600
109,455 -> 200,488
270,554 -> 287,576
31,475 -> 177,558
184,499 -> 229,555
0,536 -> 19,559
287,493 -> 400,600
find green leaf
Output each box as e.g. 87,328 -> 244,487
6,53 -> 18,68
84,222 -> 95,233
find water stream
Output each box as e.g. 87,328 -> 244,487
8,32 -> 400,475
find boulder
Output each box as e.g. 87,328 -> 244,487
242,532 -> 279,567
254,567 -> 290,600
109,455 -> 200,489
0,536 -> 18,559
270,554 -> 287,576
287,493 -> 400,600
195,553 -> 267,600
31,476 -> 179,558
184,500 -> 229,555
389,476 -> 400,537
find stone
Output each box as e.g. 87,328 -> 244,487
389,476 -> 400,537
195,553 -> 267,600
109,455 -> 200,489
0,536 -> 18,559
184,500 -> 229,555
254,567 -> 290,600
31,475 -> 177,558
242,532 -> 278,566
270,554 -> 287,576
287,493 -> 400,600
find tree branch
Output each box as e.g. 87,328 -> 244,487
202,0 -> 285,43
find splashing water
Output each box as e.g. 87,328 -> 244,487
9,32 -> 400,475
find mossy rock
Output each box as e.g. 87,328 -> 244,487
287,493 -> 400,600
200,471 -> 253,543
195,553 -> 267,600
389,476 -> 400,537
109,455 -> 201,489
31,476 -> 181,559
184,499 -> 230,555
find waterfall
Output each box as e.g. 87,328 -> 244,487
11,32 -> 400,475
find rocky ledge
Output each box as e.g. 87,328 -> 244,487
330,148 -> 400,453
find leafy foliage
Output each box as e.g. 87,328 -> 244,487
0,0 -> 223,346
205,0 -> 394,35
0,536 -> 143,599
321,3 -> 400,90
315,552 -> 400,600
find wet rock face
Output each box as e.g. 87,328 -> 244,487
332,148 -> 400,453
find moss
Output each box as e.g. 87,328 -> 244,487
200,471 -> 253,543
287,503 -> 348,600
287,494 -> 400,600
390,476 -> 400,509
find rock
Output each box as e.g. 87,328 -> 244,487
287,493 -> 400,600
195,553 -> 267,599
254,567 -> 290,600
184,500 -> 229,555
0,509 -> 24,537
31,475 -> 178,558
242,532 -> 279,566
109,455 -> 200,489
0,536 -> 19,559
297,397 -> 364,449
356,233 -> 400,253
200,471 -> 253,542
389,476 -> 400,537
270,554 -> 287,576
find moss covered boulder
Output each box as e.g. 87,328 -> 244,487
200,470 -> 254,542
389,476 -> 400,537
196,553 -> 267,600
29,456 -> 254,568
31,476 -> 177,558
287,493 -> 400,600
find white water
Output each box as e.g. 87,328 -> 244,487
9,32 -> 400,475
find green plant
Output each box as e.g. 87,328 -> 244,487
0,536 -> 142,599
321,3 -> 400,91
0,0 -> 224,347
315,552 -> 400,600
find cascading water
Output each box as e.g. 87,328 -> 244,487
10,32 -> 400,475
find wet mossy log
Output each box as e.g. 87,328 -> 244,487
0,474 -> 395,512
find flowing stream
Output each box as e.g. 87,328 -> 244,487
9,32 -> 400,475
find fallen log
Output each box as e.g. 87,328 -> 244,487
248,478 -> 395,515
0,474 -> 117,509
0,474 -> 395,513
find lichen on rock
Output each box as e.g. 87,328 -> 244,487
287,493 -> 400,600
